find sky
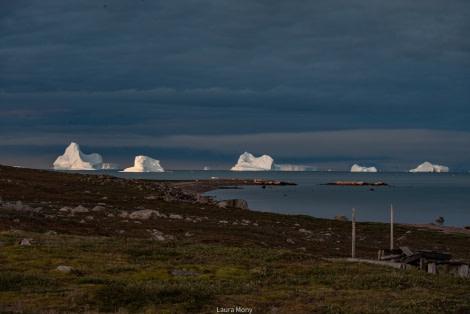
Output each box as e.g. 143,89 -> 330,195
1,1 -> 469,171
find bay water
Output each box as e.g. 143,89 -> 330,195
96,170 -> 470,227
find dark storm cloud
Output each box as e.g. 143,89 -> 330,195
1,1 -> 469,170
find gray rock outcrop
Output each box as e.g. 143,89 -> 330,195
217,199 -> 248,209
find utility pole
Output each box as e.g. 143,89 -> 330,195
390,204 -> 394,250
352,208 -> 356,258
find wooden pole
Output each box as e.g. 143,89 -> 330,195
390,204 -> 394,250
352,208 -> 356,258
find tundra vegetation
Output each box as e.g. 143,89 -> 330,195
1,165 -> 470,313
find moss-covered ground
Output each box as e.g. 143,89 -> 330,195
1,165 -> 470,313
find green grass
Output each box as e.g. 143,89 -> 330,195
1,230 -> 470,313
0,271 -> 57,292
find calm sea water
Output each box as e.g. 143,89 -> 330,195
81,170 -> 470,227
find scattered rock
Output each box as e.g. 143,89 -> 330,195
152,235 -> 165,241
56,265 -> 74,272
149,229 -> 176,241
217,199 -> 248,209
169,214 -> 183,220
298,228 -> 313,235
165,234 -> 177,241
129,209 -> 161,220
333,215 -> 349,221
71,205 -> 89,213
18,238 -> 36,245
15,201 -> 33,212
92,205 -> 106,212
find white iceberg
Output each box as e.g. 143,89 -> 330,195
350,164 -> 377,172
53,142 -> 103,170
101,163 -> 121,170
409,161 -> 449,173
123,155 -> 165,172
231,152 -> 274,171
274,164 -> 318,171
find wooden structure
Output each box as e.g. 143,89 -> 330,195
377,246 -> 469,277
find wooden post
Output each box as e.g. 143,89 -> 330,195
390,204 -> 394,250
458,264 -> 469,278
420,258 -> 426,271
443,264 -> 451,274
352,208 -> 356,258
428,263 -> 438,274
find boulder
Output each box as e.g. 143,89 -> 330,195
129,209 -> 160,220
169,214 -> 183,220
92,206 -> 106,212
18,238 -> 35,245
217,199 -> 248,209
56,265 -> 74,272
333,215 -> 349,221
71,205 -> 89,213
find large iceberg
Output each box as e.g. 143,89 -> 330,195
409,161 -> 449,173
53,142 -> 103,170
231,152 -> 274,171
123,155 -> 165,172
350,164 -> 377,172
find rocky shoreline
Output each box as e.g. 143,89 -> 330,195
1,164 -> 470,257
170,178 -> 297,194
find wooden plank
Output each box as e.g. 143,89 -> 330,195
380,254 -> 403,261
398,252 -> 424,265
400,246 -> 414,257
421,251 -> 451,261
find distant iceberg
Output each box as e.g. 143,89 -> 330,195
123,155 -> 164,172
350,164 -> 377,172
409,161 -> 449,173
101,163 -> 121,170
231,152 -> 274,171
274,164 -> 318,171
53,142 -> 103,170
